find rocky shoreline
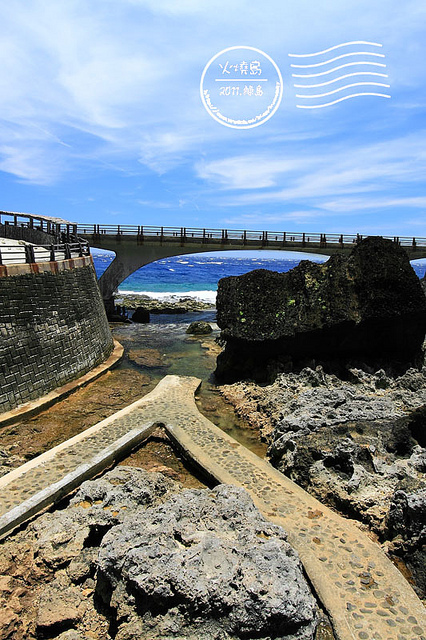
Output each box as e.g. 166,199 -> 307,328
1,467 -> 319,640
118,294 -> 215,315
2,270 -> 426,639
219,364 -> 426,599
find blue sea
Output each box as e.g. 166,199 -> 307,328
92,250 -> 426,304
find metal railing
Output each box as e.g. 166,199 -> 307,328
75,224 -> 425,250
0,241 -> 90,266
1,211 -> 425,250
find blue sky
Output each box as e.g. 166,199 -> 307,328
1,0 -> 426,237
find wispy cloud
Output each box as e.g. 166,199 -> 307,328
197,132 -> 426,220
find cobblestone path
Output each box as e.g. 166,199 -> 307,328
1,375 -> 425,640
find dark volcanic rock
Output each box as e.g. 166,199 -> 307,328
215,237 -> 426,382
186,320 -> 213,335
131,307 -> 150,323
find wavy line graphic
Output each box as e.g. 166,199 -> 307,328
289,41 -> 391,109
296,82 -> 390,99
288,41 -> 383,57
290,51 -> 385,68
296,92 -> 391,109
292,61 -> 387,78
293,71 -> 388,88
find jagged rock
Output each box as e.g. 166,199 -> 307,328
387,479 -> 426,543
386,479 -> 426,596
186,321 -> 213,335
119,294 -> 215,314
219,367 -> 426,595
36,579 -> 83,633
215,237 -> 426,382
96,484 -> 317,640
31,466 -> 178,572
1,467 -> 318,639
55,632 -> 85,640
131,307 -> 150,323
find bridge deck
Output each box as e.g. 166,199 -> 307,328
0,375 -> 424,640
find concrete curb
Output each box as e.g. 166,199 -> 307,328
0,423 -> 157,540
0,339 -> 124,428
0,254 -> 93,278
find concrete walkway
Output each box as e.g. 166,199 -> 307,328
0,375 -> 424,640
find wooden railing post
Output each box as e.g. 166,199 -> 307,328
24,244 -> 35,263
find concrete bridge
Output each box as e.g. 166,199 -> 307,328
74,223 -> 426,302
2,212 -> 426,304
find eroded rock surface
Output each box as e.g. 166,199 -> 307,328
96,483 -> 317,640
220,366 -> 426,596
0,466 -> 318,640
215,237 -> 426,382
120,294 -> 214,314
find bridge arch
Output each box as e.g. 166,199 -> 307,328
2,214 -> 426,301
91,238 -> 334,302
83,231 -> 426,303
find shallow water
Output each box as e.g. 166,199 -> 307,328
112,310 -> 267,457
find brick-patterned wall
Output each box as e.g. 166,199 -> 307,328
0,258 -> 114,413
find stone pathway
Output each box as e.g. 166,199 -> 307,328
0,375 -> 425,640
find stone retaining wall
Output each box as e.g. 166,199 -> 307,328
0,256 -> 114,413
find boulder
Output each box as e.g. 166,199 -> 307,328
131,307 -> 150,323
96,483 -> 317,640
215,237 -> 426,382
5,467 -> 317,639
186,320 -> 213,335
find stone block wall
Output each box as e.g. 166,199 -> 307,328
0,257 -> 114,413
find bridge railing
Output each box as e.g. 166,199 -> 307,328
0,241 -> 91,266
1,211 -> 426,250
74,224 -> 426,249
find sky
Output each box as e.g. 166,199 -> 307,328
1,0 -> 426,238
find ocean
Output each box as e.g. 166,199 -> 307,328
92,250 -> 426,303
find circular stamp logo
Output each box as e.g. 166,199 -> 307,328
200,46 -> 283,129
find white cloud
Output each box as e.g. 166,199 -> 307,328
198,132 -> 426,218
0,0 -> 425,212
0,145 -> 66,185
196,156 -> 312,189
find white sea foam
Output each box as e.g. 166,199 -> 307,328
118,289 -> 217,304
